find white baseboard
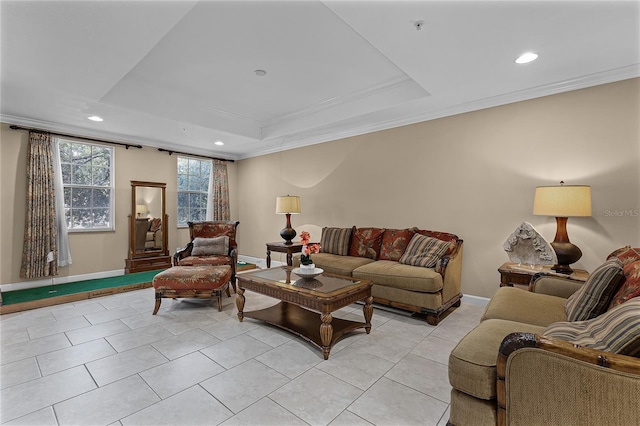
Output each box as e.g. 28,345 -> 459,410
462,293 -> 489,307
1,269 -> 125,293
238,255 -> 284,269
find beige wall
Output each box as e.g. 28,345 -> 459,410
2,79 -> 638,298
0,124 -> 238,285
237,79 -> 640,298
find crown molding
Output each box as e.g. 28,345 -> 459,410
238,65 -> 640,160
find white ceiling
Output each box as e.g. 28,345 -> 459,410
1,1 -> 639,161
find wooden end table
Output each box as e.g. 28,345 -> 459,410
236,266 -> 373,360
499,262 -> 589,290
265,242 -> 304,268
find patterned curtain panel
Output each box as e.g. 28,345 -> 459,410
206,160 -> 230,221
20,132 -> 58,278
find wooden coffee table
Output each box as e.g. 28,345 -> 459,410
236,266 -> 373,359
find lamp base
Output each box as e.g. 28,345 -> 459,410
551,241 -> 583,274
280,227 -> 296,245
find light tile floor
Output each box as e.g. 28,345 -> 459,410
0,286 -> 485,426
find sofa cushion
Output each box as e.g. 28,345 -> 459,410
565,258 -> 625,321
449,319 -> 546,400
320,227 -> 352,256
481,287 -> 568,327
413,228 -> 459,255
379,228 -> 415,261
191,236 -> 229,256
544,298 -> 640,357
399,234 -> 450,268
348,227 -> 385,260
305,252 -> 374,276
353,260 -> 443,293
609,260 -> 640,308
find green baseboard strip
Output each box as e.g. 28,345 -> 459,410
1,270 -> 164,307
1,262 -> 257,314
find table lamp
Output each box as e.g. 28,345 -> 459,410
275,195 -> 301,245
533,181 -> 591,273
136,204 -> 148,218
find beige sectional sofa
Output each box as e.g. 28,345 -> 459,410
294,226 -> 463,325
448,247 -> 640,426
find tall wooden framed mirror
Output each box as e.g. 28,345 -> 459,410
125,180 -> 172,273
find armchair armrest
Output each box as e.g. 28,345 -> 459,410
529,272 -> 585,299
173,242 -> 193,265
497,333 -> 640,426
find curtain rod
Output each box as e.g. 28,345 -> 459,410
9,125 -> 143,150
157,148 -> 234,163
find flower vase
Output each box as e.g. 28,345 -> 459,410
300,263 -> 315,271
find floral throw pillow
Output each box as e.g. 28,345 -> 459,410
609,260 -> 640,308
379,228 -> 415,261
348,227 -> 385,260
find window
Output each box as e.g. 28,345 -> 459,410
177,156 -> 211,226
59,140 -> 114,231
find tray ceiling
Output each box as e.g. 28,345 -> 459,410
1,1 -> 638,160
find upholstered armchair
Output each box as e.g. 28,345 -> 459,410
173,221 -> 240,291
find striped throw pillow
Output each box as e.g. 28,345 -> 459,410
320,227 -> 352,256
564,258 -> 625,322
544,298 -> 640,357
398,234 -> 450,268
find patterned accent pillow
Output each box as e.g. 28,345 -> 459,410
149,218 -> 162,232
191,236 -> 229,256
544,298 -> 640,357
398,234 -> 451,268
609,246 -> 640,267
379,228 -> 416,261
412,228 -> 458,255
609,260 -> 640,308
320,227 -> 352,255
564,258 -> 625,321
348,227 -> 385,260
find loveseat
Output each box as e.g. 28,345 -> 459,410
448,247 -> 640,426
294,226 -> 463,325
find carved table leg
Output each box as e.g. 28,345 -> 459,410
266,249 -> 271,268
320,313 -> 333,360
363,296 -> 373,334
236,287 -> 245,322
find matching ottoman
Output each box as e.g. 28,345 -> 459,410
152,265 -> 232,314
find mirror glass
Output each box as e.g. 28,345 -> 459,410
130,181 -> 168,258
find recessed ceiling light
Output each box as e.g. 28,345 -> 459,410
87,115 -> 103,122
254,69 -> 266,76
214,141 -> 224,146
515,52 -> 538,64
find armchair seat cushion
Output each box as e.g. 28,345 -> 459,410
178,254 -> 233,267
481,286 -> 568,327
449,319 -> 545,400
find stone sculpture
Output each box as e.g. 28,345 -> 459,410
503,221 -> 557,265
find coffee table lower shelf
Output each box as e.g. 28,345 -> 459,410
239,301 -> 370,359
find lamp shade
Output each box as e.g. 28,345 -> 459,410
136,204 -> 148,216
533,185 -> 591,217
275,196 -> 301,214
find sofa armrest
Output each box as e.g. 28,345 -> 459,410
438,239 -> 463,303
497,333 -> 640,426
529,272 -> 585,298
